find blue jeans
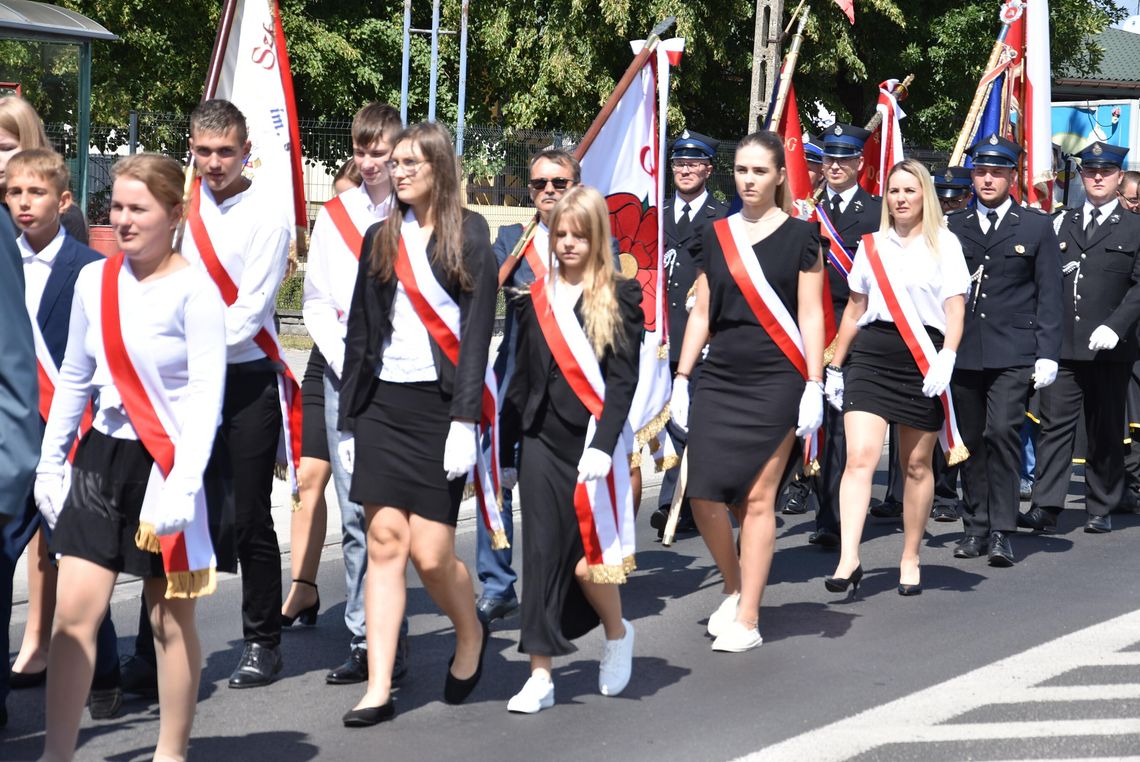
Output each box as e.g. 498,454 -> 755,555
1020,418 -> 1040,483
475,479 -> 516,602
324,374 -> 367,648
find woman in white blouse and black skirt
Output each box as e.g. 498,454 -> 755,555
824,159 -> 970,597
337,122 -> 497,726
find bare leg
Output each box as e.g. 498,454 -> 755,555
691,498 -> 740,594
39,556 -> 116,762
354,505 -> 410,710
574,557 -> 625,640
832,411 -> 889,579
898,425 -> 938,586
282,456 -> 330,618
13,529 -> 56,674
144,578 -> 200,762
407,514 -> 482,679
630,467 -> 643,518
736,430 -> 795,627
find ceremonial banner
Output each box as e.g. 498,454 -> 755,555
860,79 -> 905,196
833,0 -> 855,24
776,83 -> 816,220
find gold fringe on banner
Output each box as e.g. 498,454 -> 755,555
946,445 -> 970,466
658,453 -> 681,471
164,567 -> 217,599
622,554 -> 637,574
804,458 -> 821,477
135,522 -> 162,554
634,405 -> 670,453
490,529 -> 510,551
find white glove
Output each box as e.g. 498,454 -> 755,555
670,376 -> 690,432
922,349 -> 956,398
576,448 -> 613,483
443,420 -> 478,480
796,382 -> 825,437
1033,358 -> 1058,390
337,432 -> 355,475
685,293 -> 696,312
501,467 -> 518,491
824,366 -> 844,411
154,487 -> 196,537
33,469 -> 68,531
1089,325 -> 1120,352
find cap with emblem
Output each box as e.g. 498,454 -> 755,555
804,134 -> 824,165
821,123 -> 871,159
967,133 -> 1023,168
932,165 -> 973,199
1077,141 -> 1128,170
671,130 -> 719,161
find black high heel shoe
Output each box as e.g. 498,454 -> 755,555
897,582 -> 923,596
443,622 -> 490,705
281,579 -> 320,627
343,698 -> 395,727
823,565 -> 863,594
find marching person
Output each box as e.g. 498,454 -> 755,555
946,135 -> 1061,566
1121,170 -> 1140,506
1022,142 -> 1140,534
652,130 -> 728,537
302,103 -> 407,686
804,134 -> 825,192
933,166 -> 974,213
500,185 -> 642,713
36,153 -> 225,762
671,131 -> 825,651
824,159 -> 970,596
337,121 -> 497,726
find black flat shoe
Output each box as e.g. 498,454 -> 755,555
8,667 -> 46,689
1084,514 -> 1112,534
443,623 -> 489,705
1018,506 -> 1058,532
343,699 -> 395,727
823,565 -> 863,594
953,535 -> 987,559
808,528 -> 840,548
281,579 -> 320,627
327,647 -> 368,685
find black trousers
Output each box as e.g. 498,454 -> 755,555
814,401 -> 846,533
952,366 -> 1032,535
1034,360 -> 1129,518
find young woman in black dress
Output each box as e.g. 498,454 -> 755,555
501,186 -> 643,713
670,131 -> 826,652
337,122 -> 497,726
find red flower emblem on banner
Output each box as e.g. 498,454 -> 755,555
606,192 -> 658,331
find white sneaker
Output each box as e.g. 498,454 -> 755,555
711,621 -> 763,653
507,675 -> 555,714
598,619 -> 634,696
706,593 -> 740,638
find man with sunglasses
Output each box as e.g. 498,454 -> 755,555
1118,171 -> 1140,214
1022,142 -> 1140,535
651,130 -> 728,539
479,148 -> 580,624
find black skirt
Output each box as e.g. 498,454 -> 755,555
517,404 -> 601,656
843,320 -> 944,432
349,379 -> 465,525
301,346 -> 330,461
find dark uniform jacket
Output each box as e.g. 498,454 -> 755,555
948,205 -> 1062,370
339,209 -> 497,430
663,194 -> 728,363
39,235 -> 104,367
1055,204 -> 1140,363
822,185 -> 880,318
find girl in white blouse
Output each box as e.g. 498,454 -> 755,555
823,159 -> 970,597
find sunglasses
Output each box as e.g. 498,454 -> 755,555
529,177 -> 572,191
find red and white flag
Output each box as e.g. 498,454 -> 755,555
834,0 -> 855,24
1005,0 -> 1053,206
860,79 -> 905,196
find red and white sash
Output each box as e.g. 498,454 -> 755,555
323,194 -> 364,260
100,254 -> 217,598
393,210 -> 509,548
860,233 -> 969,465
187,179 -> 303,502
30,320 -> 92,463
530,277 -> 636,582
715,213 -> 820,466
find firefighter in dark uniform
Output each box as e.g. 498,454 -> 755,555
1021,141 -> 1140,534
934,165 -> 974,213
947,135 -> 1062,566
650,130 -> 729,538
805,134 -> 825,192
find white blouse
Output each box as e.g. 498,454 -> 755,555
847,226 -> 971,333
39,259 -> 227,487
378,279 -> 438,383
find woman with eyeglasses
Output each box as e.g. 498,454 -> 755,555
336,121 -> 498,727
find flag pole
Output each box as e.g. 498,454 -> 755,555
765,6 -> 810,131
949,24 -> 1013,167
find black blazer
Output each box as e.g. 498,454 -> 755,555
501,277 -> 643,465
663,194 -> 729,364
823,186 -> 881,317
40,236 -> 103,367
948,204 -> 1062,370
338,209 -> 497,430
1055,204 -> 1140,362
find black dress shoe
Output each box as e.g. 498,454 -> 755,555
327,647 -> 368,685
807,528 -> 840,548
119,655 -> 158,698
1084,514 -> 1112,534
228,643 -> 283,689
987,532 -> 1015,567
780,482 -> 810,515
649,507 -> 669,532
869,499 -> 903,519
343,698 -> 395,727
1018,506 -> 1058,532
8,667 -> 46,689
475,596 -> 519,624
931,503 -> 959,523
953,535 -> 987,559
443,623 -> 489,705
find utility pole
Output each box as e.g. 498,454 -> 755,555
747,0 -> 784,132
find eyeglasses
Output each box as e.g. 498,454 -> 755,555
1079,166 -> 1119,177
671,160 -> 709,171
529,177 -> 572,191
823,156 -> 858,166
386,158 -> 426,175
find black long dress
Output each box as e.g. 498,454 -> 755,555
502,277 -> 643,657
686,217 -> 820,505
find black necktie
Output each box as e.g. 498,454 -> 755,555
677,202 -> 692,240
1085,207 -> 1101,244
985,210 -> 998,238
829,193 -> 842,218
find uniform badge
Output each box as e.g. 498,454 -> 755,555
1059,242 -> 1067,251
943,170 -> 953,183
681,129 -> 690,139
852,199 -> 863,213
1110,214 -> 1121,224
1014,244 -> 1025,254
989,135 -> 999,145
833,125 -> 843,136
1092,143 -> 1103,156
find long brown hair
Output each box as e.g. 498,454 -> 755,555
734,131 -> 791,213
368,122 -> 470,288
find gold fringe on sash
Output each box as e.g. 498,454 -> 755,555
586,563 -> 629,585
290,491 -> 302,512
489,529 -> 510,551
657,343 -> 669,360
164,567 -> 217,599
135,522 -> 162,554
822,337 -> 839,366
804,458 -> 821,477
622,554 -> 637,574
946,445 -> 970,466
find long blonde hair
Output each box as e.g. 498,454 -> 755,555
880,159 -> 945,258
547,186 -> 627,359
